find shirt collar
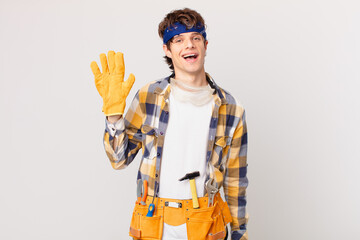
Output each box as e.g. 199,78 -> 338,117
154,73 -> 228,106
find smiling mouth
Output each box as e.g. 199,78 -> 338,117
183,53 -> 198,61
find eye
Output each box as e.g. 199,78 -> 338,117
193,36 -> 202,41
172,37 -> 183,43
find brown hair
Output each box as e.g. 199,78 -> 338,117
158,8 -> 207,71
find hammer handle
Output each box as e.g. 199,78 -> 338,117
189,179 -> 199,209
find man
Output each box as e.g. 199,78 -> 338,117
91,8 -> 248,240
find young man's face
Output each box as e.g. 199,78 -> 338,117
163,32 -> 208,77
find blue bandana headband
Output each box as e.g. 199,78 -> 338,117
163,22 -> 207,44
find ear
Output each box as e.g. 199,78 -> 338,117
163,44 -> 172,59
204,40 -> 208,50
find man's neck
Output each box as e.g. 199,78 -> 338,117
173,69 -> 207,87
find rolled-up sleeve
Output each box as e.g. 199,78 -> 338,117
103,90 -> 144,170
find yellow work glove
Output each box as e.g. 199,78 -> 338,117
90,51 -> 135,116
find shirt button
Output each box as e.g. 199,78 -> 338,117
155,173 -> 158,177
160,131 -> 164,135
157,153 -> 161,157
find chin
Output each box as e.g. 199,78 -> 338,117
183,64 -> 202,72
190,66 -> 204,73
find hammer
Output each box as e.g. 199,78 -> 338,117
179,171 -> 200,209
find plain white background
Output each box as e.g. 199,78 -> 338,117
1,0 -> 359,239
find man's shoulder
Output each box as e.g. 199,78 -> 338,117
138,76 -> 170,94
217,85 -> 245,111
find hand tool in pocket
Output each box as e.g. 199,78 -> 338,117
136,179 -> 148,205
146,183 -> 158,217
179,171 -> 200,209
205,178 -> 218,207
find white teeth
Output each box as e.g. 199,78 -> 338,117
183,54 -> 196,58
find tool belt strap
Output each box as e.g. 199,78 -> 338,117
145,194 -> 217,209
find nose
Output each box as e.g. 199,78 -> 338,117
184,38 -> 195,49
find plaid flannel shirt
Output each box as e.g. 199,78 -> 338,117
103,74 -> 249,240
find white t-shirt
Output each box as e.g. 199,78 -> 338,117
159,86 -> 214,240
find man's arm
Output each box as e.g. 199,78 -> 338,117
103,91 -> 144,170
90,51 -> 140,169
223,108 -> 249,240
107,115 -> 122,123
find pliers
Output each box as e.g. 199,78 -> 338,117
136,179 -> 148,205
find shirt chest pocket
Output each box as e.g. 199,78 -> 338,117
141,124 -> 158,160
213,135 -> 232,167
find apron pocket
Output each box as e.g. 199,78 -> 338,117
129,205 -> 146,238
129,204 -> 163,240
220,201 -> 232,225
207,213 -> 226,240
187,217 -> 213,240
186,205 -> 215,240
140,215 -> 163,239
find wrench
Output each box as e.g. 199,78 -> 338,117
205,178 -> 218,207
